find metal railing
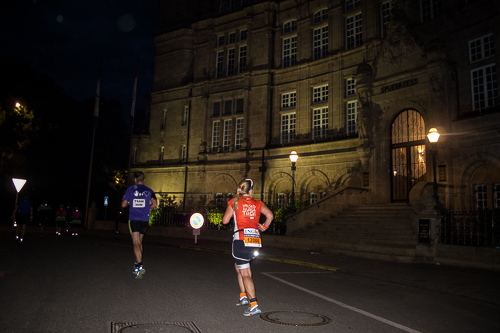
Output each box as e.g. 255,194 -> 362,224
440,210 -> 500,247
148,207 -> 286,235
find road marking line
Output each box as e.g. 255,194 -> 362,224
261,257 -> 340,272
262,272 -> 422,333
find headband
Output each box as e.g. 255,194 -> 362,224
245,179 -> 253,190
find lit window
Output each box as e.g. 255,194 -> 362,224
223,119 -> 232,151
309,192 -> 318,204
346,78 -> 356,97
313,107 -> 328,139
235,118 -> 244,150
212,121 -> 220,152
313,85 -> 328,103
281,92 -> 297,109
346,101 -> 358,135
281,113 -> 296,144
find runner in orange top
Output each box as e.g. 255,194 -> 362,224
223,179 -> 273,316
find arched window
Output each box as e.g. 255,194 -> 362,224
283,20 -> 297,34
313,8 -> 328,24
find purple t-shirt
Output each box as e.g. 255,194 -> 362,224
122,184 -> 155,222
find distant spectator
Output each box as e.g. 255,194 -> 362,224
55,204 -> 66,236
65,203 -> 73,233
37,203 -> 52,237
70,206 -> 82,236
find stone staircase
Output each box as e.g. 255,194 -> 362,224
288,203 -> 420,262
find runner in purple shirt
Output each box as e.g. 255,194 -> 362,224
121,171 -> 157,279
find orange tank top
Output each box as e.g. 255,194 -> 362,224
228,197 -> 264,240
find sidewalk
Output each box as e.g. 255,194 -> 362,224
3,224 -> 500,306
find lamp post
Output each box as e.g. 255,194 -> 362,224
289,151 -> 299,212
427,128 -> 442,213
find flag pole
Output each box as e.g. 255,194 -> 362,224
85,58 -> 102,230
127,59 -> 139,180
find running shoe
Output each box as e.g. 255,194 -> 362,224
243,304 -> 261,316
135,266 -> 145,279
236,296 -> 249,306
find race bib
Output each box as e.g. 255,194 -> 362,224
132,198 -> 146,208
243,228 -> 262,248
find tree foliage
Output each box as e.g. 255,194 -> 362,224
0,103 -> 36,167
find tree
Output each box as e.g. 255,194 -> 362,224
0,103 -> 36,171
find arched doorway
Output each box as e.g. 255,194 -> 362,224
391,109 -> 427,202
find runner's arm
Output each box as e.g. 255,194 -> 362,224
150,197 -> 158,209
258,205 -> 273,231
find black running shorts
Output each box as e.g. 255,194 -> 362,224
128,220 -> 148,234
232,240 -> 258,269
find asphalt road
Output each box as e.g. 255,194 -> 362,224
1,229 -> 500,333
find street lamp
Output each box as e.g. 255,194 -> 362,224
12,178 -> 27,227
289,151 -> 299,212
427,128 -> 442,213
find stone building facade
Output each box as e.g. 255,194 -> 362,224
131,0 -> 499,216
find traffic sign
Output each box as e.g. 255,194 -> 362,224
190,213 -> 204,229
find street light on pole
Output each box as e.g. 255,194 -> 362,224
289,151 -> 299,212
427,128 -> 442,213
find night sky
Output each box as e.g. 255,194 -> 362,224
1,0 -> 159,117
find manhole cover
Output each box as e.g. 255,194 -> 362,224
110,321 -> 201,333
260,311 -> 332,326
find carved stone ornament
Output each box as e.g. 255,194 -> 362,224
382,25 -> 415,66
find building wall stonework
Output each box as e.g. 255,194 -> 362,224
130,0 -> 500,218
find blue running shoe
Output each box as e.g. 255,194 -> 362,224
243,304 -> 261,316
236,296 -> 249,306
